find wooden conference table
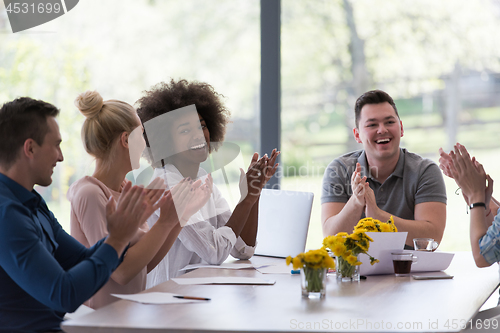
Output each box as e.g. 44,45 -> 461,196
62,252 -> 499,333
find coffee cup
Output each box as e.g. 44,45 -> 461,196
392,252 -> 418,277
413,238 -> 439,252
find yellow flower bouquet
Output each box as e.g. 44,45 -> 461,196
286,249 -> 335,298
355,216 -> 398,233
323,217 -> 397,281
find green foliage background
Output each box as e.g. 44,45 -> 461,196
2,0 -> 500,252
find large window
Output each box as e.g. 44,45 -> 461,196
0,0 -> 260,230
3,0 -> 500,252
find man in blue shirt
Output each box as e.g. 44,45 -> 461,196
0,97 -> 157,332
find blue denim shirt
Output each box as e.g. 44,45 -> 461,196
0,173 -> 122,332
479,208 -> 500,265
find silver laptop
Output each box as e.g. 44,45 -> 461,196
254,189 -> 314,258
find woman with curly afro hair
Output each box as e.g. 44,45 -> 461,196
137,79 -> 279,286
67,90 -> 211,309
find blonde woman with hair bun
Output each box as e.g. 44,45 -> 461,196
67,90 -> 212,309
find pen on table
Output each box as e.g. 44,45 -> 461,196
291,269 -> 300,274
174,295 -> 211,301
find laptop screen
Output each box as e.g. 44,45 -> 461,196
254,189 -> 314,258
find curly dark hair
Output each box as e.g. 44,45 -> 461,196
136,79 -> 231,166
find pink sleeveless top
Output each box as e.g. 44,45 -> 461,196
67,176 -> 149,309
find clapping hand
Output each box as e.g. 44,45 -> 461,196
262,149 -> 280,185
351,163 -> 368,207
448,143 -> 489,204
239,150 -> 279,204
144,177 -> 167,205
363,185 -> 378,218
157,175 -> 214,227
349,163 -> 380,218
105,181 -> 169,253
438,147 -> 454,179
179,174 -> 213,226
439,144 -> 493,206
166,178 -> 200,224
240,157 -> 266,203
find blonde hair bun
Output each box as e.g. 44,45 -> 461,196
75,90 -> 104,118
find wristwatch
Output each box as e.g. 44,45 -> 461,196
469,202 -> 486,210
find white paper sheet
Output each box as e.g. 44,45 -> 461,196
111,292 -> 208,304
408,250 -> 455,272
357,232 -> 454,275
256,264 -> 292,274
180,263 -> 272,271
171,277 -> 276,285
64,304 -> 94,320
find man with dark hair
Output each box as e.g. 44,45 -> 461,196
321,90 -> 447,249
0,97 -> 60,169
0,97 -> 158,332
354,89 -> 399,128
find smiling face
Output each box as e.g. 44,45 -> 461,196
353,102 -> 404,162
168,112 -> 210,167
32,116 -> 64,187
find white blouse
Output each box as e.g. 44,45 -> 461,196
146,164 -> 255,288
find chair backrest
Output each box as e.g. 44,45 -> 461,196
254,189 -> 314,258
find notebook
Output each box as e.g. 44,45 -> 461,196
254,189 -> 314,258
358,232 -> 455,275
358,232 -> 408,275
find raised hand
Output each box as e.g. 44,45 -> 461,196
439,146 -> 494,205
248,152 -> 259,170
364,184 -> 379,218
438,147 -> 454,179
263,149 -> 280,185
485,174 -> 494,208
145,177 -> 166,192
470,157 -> 494,208
143,177 -> 167,210
239,157 -> 267,204
350,162 -> 367,208
348,162 -> 381,218
179,174 -> 214,226
449,143 -> 487,203
105,182 -> 151,253
167,178 -> 196,224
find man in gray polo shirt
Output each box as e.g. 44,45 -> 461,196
321,90 -> 446,248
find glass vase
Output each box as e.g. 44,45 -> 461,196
300,267 -> 327,299
336,255 -> 360,282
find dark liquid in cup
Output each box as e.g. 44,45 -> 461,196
393,260 -> 412,274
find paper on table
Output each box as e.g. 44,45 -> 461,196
256,264 -> 291,274
172,277 -> 276,285
408,250 -> 454,272
111,292 -> 206,304
358,232 -> 455,275
179,263 -> 270,271
64,304 -> 94,320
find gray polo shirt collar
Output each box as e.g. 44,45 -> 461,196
357,148 -> 405,182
